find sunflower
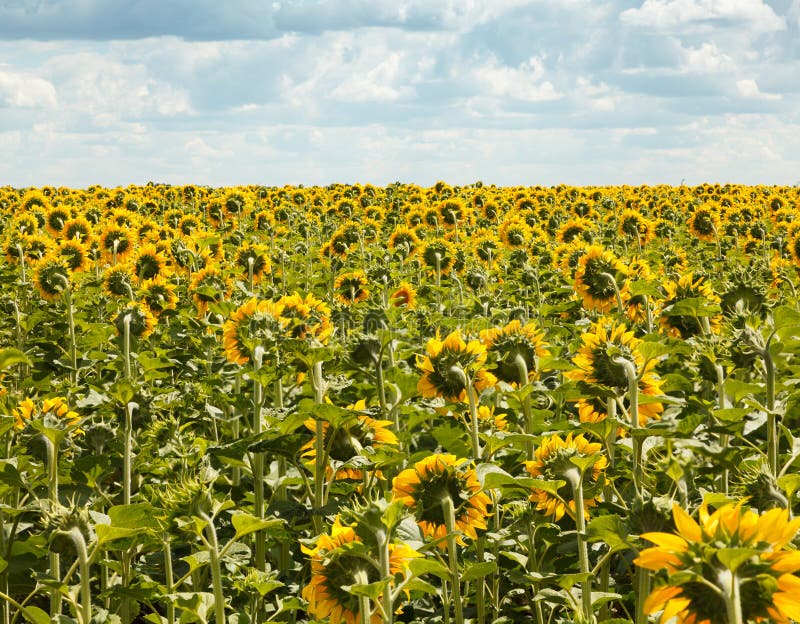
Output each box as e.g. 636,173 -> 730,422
566,318 -> 663,424
189,266 -> 233,316
688,205 -> 721,242
525,432 -> 607,521
420,238 -> 457,276
277,292 -> 332,344
438,199 -> 468,228
417,330 -> 497,402
472,232 -> 502,267
573,245 -> 629,313
334,271 -> 370,306
387,226 -> 420,260
177,214 -> 202,236
392,454 -> 490,544
302,517 -> 419,624
498,216 -> 532,249
33,254 -> 72,301
301,399 -> 398,480
56,240 -> 90,273
635,501 -> 800,624
4,233 -> 53,265
12,396 -> 81,432
61,216 -> 95,244
623,257 -> 653,324
618,209 -> 655,246
556,218 -> 593,244
112,302 -> 157,339
479,320 -> 550,386
389,282 -> 417,309
233,243 -> 271,284
45,205 -> 72,237
129,243 -> 170,285
99,225 -> 135,263
659,272 -> 722,338
138,275 -> 178,315
222,299 -> 287,365
103,264 -> 135,298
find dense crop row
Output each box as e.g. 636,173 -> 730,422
1,182 -> 800,624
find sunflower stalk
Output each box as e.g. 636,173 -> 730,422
459,368 -> 481,460
613,355 -> 642,495
512,354 -> 535,461
67,526 -> 91,624
599,272 -> 625,316
441,495 -> 464,624
59,277 -> 78,386
163,532 -> 175,624
714,362 -> 729,494
199,511 -> 226,624
376,529 -> 393,624
312,360 -> 327,534
123,401 -> 136,506
44,436 -> 61,617
565,468 -> 592,624
252,346 -> 266,570
719,569 -> 744,624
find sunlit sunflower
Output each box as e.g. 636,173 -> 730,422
56,240 -> 90,273
301,399 -> 398,480
102,264 -> 135,298
623,257 -> 654,324
334,271 -> 370,306
61,216 -> 95,245
636,501 -> 800,624
33,254 -> 72,301
233,242 -> 271,284
618,209 -> 655,246
45,205 -> 72,237
12,396 -> 81,432
112,302 -> 156,339
688,205 -> 721,242
189,266 -> 233,316
525,432 -> 607,521
138,275 -> 178,316
387,225 -> 421,260
302,517 -> 419,624
417,330 -> 497,402
573,245 -> 629,313
498,216 -> 532,249
389,282 -> 417,309
479,320 -> 550,387
472,232 -> 502,267
420,238 -> 457,276
5,233 -> 53,265
566,318 -> 663,423
438,199 -> 468,228
556,218 -> 593,244
278,292 -> 332,344
177,214 -> 202,237
99,225 -> 135,264
392,454 -> 491,544
221,299 -> 287,365
659,272 -> 722,338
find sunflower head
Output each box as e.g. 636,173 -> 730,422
417,330 -> 496,402
277,292 -> 332,345
334,271 -> 370,306
113,302 -> 157,340
392,454 -> 490,545
573,245 -> 628,312
479,320 -> 550,386
222,299 -> 287,365
525,432 -> 607,521
389,282 -> 417,309
33,254 -> 72,301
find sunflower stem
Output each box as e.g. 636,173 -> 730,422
123,401 -> 135,506
566,469 -> 592,624
720,569 -> 744,624
599,272 -> 625,317
253,346 -> 266,571
614,355 -> 642,495
199,511 -> 226,624
377,532 -> 393,624
45,436 -> 61,617
68,526 -> 91,624
764,341 -> 778,477
312,360 -> 326,534
123,313 -> 132,381
62,282 -> 78,386
163,533 -> 175,624
442,495 -> 464,624
714,362 -> 729,495
465,374 -> 482,460
513,354 -> 534,461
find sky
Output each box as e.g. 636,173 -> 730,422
0,0 -> 799,188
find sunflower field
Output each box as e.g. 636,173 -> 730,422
1,182 -> 800,624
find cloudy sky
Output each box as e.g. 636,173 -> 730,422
1,0 -> 799,188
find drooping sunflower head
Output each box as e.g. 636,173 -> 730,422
61,216 -> 94,243
13,396 -> 81,432
131,243 -> 170,284
618,209 -> 655,244
138,275 -> 178,316
525,432 -> 607,521
334,271 -> 370,306
479,319 -> 550,386
277,292 -> 332,345
387,225 -> 421,260
45,205 -> 72,237
302,400 -> 398,480
659,272 -> 722,338
636,501 -> 800,624
392,454 -> 490,544
420,238 -> 457,275
103,264 -> 135,298
233,243 -> 271,283
389,282 -> 417,309
56,240 -> 90,273
498,215 -> 532,249
688,205 -> 721,242
189,265 -> 232,316
113,302 -> 157,340
556,218 -> 593,244
33,254 -> 72,301
417,330 -> 496,402
99,225 -> 135,263
573,245 -> 628,312
222,299 -> 287,365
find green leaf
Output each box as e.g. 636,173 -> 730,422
342,579 -> 389,600
0,348 -> 30,371
777,474 -> 800,500
662,297 -> 721,317
409,557 -> 451,580
724,378 -> 763,404
20,606 -> 50,624
108,504 -> 161,530
95,524 -> 146,546
461,561 -> 497,582
716,548 -> 758,573
404,578 -> 439,595
586,514 -> 633,554
231,513 -> 282,540
712,408 -> 750,423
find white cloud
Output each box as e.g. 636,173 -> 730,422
329,52 -> 413,102
736,78 -> 781,100
0,68 -> 57,108
471,56 -> 561,102
621,0 -> 786,33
